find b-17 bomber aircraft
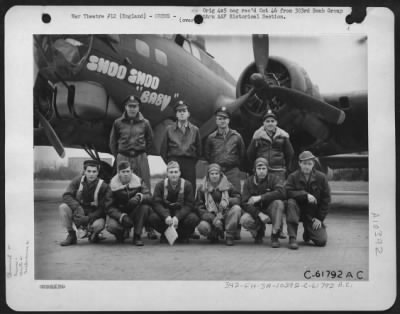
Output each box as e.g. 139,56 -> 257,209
33,34 -> 368,171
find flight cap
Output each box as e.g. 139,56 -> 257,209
207,163 -> 221,173
215,106 -> 231,119
174,100 -> 189,111
254,157 -> 268,168
263,109 -> 277,121
298,151 -> 316,161
124,95 -> 140,106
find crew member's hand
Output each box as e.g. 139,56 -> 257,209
169,202 -> 181,211
219,199 -> 229,210
307,194 -> 317,204
129,194 -> 141,206
215,212 -> 223,221
248,196 -> 262,205
88,213 -> 97,224
165,216 -> 173,226
258,212 -> 270,224
136,193 -> 143,202
212,217 -> 223,229
172,216 -> 179,228
121,215 -> 134,228
202,213 -> 215,222
74,214 -> 90,226
75,206 -> 85,216
312,218 -> 322,230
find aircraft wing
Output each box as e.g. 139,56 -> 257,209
319,154 -> 368,169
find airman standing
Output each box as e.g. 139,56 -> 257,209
204,106 -> 245,193
109,95 -> 153,191
160,100 -> 202,194
247,110 -> 294,182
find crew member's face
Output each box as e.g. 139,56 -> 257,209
216,115 -> 229,129
176,108 -> 190,121
208,170 -> 221,184
84,166 -> 99,183
119,167 -> 132,184
299,160 -> 315,175
125,103 -> 139,117
255,165 -> 268,180
263,118 -> 277,132
167,167 -> 181,183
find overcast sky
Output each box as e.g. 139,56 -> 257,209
204,34 -> 367,93
34,34 -> 367,173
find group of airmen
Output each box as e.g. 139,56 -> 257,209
59,95 -> 331,249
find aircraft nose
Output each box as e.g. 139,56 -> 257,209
34,35 -> 92,79
53,39 -> 82,65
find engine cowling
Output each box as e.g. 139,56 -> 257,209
236,56 -> 321,119
234,56 -> 330,149
53,81 -> 121,121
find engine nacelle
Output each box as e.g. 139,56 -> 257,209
53,81 -> 121,121
236,56 -> 320,99
234,56 -> 328,148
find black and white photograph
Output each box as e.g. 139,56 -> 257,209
33,33 -> 369,281
5,6 -> 396,311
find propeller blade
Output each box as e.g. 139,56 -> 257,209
252,34 -> 269,75
268,86 -> 346,125
226,88 -> 255,112
35,109 -> 66,158
199,88 -> 255,138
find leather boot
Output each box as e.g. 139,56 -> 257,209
303,230 -> 310,243
254,225 -> 265,244
115,231 -> 125,243
60,231 -> 77,246
225,236 -> 234,246
234,225 -> 241,240
289,237 -> 299,250
133,234 -> 144,246
271,232 -> 280,248
147,228 -> 158,240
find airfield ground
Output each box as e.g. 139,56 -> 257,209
34,180 -> 368,281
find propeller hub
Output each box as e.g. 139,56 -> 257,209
250,73 -> 268,90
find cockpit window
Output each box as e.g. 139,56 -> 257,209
135,39 -> 150,58
155,49 -> 168,66
182,40 -> 191,54
191,44 -> 201,60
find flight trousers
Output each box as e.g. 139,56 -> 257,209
106,204 -> 151,238
286,198 -> 327,246
222,167 -> 241,193
148,212 -> 200,239
197,205 -> 242,239
59,203 -> 105,234
240,200 -> 284,236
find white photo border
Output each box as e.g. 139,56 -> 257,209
4,6 -> 396,311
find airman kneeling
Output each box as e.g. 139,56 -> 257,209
59,160 -> 111,246
149,161 -> 200,244
240,157 -> 286,248
285,151 -> 331,249
106,161 -> 152,246
195,163 -> 242,246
